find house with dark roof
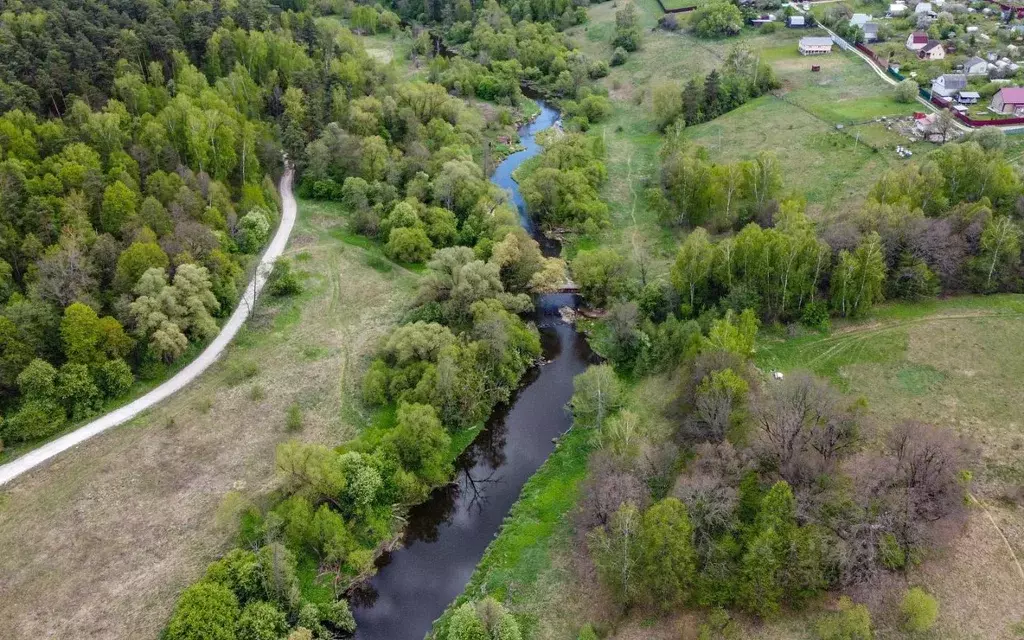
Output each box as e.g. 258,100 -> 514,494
964,56 -> 988,76
907,31 -> 929,51
990,86 -> 1024,114
851,13 -> 872,27
931,73 -> 967,97
919,41 -> 946,60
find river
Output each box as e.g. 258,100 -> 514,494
350,102 -> 595,639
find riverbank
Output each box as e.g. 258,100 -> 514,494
349,101 -> 600,640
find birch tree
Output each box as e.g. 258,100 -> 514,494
569,364 -> 623,430
977,215 -> 1021,291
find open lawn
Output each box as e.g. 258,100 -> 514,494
684,96 -> 901,213
0,199 -> 418,640
683,41 -> 925,219
320,16 -> 425,78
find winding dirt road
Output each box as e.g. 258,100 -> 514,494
0,168 -> 298,487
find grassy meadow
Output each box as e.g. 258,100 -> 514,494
564,0 -> 929,261
0,198 -> 420,640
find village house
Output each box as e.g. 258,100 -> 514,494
915,2 -> 936,16
788,14 -> 806,27
914,111 -> 939,135
799,36 -> 834,55
907,31 -> 930,50
957,90 -> 980,104
931,73 -> 967,97
851,13 -> 872,27
919,41 -> 946,60
889,1 -> 907,15
964,55 -> 988,75
863,22 -> 880,42
990,86 -> 1024,114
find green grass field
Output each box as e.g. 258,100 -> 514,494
562,0 -> 928,263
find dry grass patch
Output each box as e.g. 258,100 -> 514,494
0,200 -> 417,640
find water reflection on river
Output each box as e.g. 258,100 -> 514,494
350,104 -> 595,640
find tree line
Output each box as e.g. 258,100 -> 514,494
649,133 -> 1024,325
565,322 -> 964,635
652,46 -> 780,132
0,53 -> 287,447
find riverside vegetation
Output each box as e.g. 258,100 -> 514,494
2,0 -> 1024,637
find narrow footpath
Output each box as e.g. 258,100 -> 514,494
0,169 -> 298,487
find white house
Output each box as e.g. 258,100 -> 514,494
916,2 -> 933,14
788,15 -> 806,27
931,73 -> 967,97
964,56 -> 988,75
957,90 -> 981,104
919,41 -> 946,60
907,31 -> 930,50
863,22 -> 880,42
851,13 -> 872,27
889,2 -> 908,14
799,36 -> 834,55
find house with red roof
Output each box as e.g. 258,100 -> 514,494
990,87 -> 1024,115
906,31 -> 929,51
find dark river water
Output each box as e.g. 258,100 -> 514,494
350,103 -> 596,639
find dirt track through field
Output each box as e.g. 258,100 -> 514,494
0,170 -> 298,486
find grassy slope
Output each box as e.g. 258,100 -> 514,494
0,199 -> 419,640
563,0 -> 929,262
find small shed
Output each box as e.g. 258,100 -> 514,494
957,90 -> 980,104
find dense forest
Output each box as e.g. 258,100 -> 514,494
0,5 -> 300,447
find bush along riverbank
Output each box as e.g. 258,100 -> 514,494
164,154 -> 572,640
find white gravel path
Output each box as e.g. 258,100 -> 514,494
0,168 -> 298,487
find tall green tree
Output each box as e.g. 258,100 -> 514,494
638,498 -> 697,609
589,502 -> 642,608
830,232 -> 886,317
569,364 -> 623,430
671,228 -> 714,310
